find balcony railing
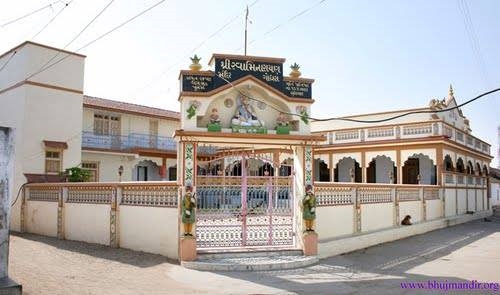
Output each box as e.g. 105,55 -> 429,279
321,121 -> 490,155
82,131 -> 176,152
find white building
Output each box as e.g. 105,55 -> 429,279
0,41 -> 494,259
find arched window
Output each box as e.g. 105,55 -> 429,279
367,155 -> 396,184
467,161 -> 474,175
334,157 -> 362,183
444,155 -> 454,172
403,154 -> 436,185
476,163 -> 482,176
482,165 -> 489,176
456,158 -> 465,173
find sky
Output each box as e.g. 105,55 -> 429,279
1,0 -> 499,166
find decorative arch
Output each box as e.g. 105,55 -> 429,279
133,160 -> 161,181
367,155 -> 396,184
467,160 -> 474,175
444,155 -> 454,172
483,165 -> 489,176
475,162 -> 482,176
314,158 -> 330,182
334,157 -> 361,183
456,158 -> 465,173
402,153 -> 436,185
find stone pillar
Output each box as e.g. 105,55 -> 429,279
0,127 -> 22,293
57,187 -> 67,240
303,231 -> 318,256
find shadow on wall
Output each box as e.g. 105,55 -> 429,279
10,232 -> 178,268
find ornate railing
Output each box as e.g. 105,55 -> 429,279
424,188 -> 440,200
68,186 -> 113,204
316,186 -> 353,206
25,182 -> 179,207
403,124 -> 432,136
28,186 -> 59,201
359,188 -> 392,203
398,188 -> 420,201
121,184 -> 178,207
335,130 -> 359,141
367,127 -> 394,138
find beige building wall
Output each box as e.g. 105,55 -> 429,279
0,42 -> 85,231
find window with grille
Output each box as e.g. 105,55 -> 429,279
82,161 -> 99,182
45,150 -> 62,173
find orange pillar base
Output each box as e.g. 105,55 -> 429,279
303,231 -> 318,256
180,236 -> 197,261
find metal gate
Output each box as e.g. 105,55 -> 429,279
195,155 -> 295,249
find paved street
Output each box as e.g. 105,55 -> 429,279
8,211 -> 500,294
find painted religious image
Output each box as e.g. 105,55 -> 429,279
232,95 -> 264,127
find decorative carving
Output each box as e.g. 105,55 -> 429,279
289,62 -> 301,78
224,98 -> 233,108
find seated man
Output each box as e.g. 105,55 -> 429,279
234,96 -> 263,127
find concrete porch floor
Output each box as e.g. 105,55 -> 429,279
8,209 -> 500,294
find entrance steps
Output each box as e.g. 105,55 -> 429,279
181,249 -> 318,271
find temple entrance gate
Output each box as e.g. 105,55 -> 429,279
195,153 -> 296,249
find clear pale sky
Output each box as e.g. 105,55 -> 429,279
1,0 -> 499,166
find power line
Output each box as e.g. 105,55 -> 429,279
217,74 -> 499,124
234,0 -> 328,52
0,51 -> 16,72
0,0 -> 167,92
132,0 -> 260,98
457,0 -> 489,88
31,1 -> 73,40
31,0 -> 115,80
1,0 -> 63,28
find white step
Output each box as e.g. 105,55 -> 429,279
182,254 -> 318,271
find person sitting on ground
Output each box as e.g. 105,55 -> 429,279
401,215 -> 412,226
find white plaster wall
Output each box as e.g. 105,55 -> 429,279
64,203 -> 110,245
399,201 -> 422,224
22,86 -> 82,174
467,190 -> 476,212
476,190 -> 483,211
361,203 -> 393,232
457,189 -> 467,214
444,189 -> 456,217
316,205 -> 354,239
25,201 -> 58,237
24,43 -> 85,91
426,199 -> 442,220
119,206 -> 178,259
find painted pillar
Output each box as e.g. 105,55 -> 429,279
0,126 -> 22,292
180,141 -> 197,261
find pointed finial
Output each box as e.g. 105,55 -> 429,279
448,84 -> 454,98
189,54 -> 202,71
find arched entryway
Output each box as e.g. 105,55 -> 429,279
456,158 -> 465,173
367,155 -> 396,184
444,155 -> 454,172
334,157 -> 362,183
314,159 -> 330,182
402,154 -> 436,185
133,160 -> 161,181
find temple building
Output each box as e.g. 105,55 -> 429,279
0,41 -> 494,261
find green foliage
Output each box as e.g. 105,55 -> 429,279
64,167 -> 91,182
300,111 -> 309,124
187,104 -> 197,119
